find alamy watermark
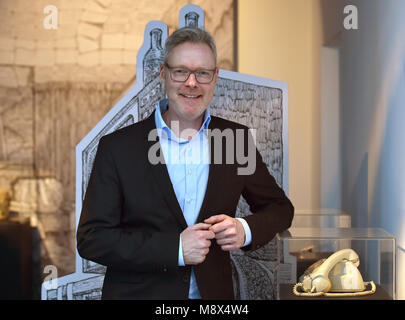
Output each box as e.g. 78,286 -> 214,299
43,265 -> 58,290
147,121 -> 258,176
42,4 -> 357,31
43,5 -> 58,30
343,4 -> 358,30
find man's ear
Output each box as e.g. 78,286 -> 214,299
214,67 -> 219,85
159,64 -> 165,82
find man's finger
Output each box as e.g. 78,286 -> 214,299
204,214 -> 227,225
192,223 -> 212,230
216,237 -> 235,246
209,221 -> 228,235
219,244 -> 237,251
213,228 -> 236,240
200,230 -> 216,240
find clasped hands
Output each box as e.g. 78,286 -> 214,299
181,214 -> 245,265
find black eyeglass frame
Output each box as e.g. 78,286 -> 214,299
164,63 -> 217,84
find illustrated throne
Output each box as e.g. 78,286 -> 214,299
41,4 -> 289,300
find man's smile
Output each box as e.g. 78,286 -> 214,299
179,93 -> 202,100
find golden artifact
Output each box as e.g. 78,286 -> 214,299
0,188 -> 11,220
293,248 -> 376,297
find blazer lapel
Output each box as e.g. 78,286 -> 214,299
141,111 -> 188,230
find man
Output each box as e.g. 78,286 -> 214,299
77,26 -> 294,300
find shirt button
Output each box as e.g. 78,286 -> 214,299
186,198 -> 191,204
188,169 -> 192,175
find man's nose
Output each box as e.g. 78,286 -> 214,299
185,73 -> 198,87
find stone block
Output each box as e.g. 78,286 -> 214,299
35,49 -> 55,66
123,50 -> 137,65
14,67 -> 31,87
11,178 -> 64,214
0,66 -> 18,87
59,10 -> 81,26
85,0 -> 108,14
34,24 -> 57,41
0,10 -> 16,38
0,0 -> 14,10
77,36 -> 99,53
0,37 -> 15,50
101,33 -> 124,49
81,11 -> 108,24
65,64 -> 136,82
60,0 -> 84,10
105,14 -> 128,25
36,40 -> 56,49
34,66 -> 69,83
77,51 -> 100,67
15,48 -> 35,66
0,50 -> 14,64
77,23 -> 102,40
0,86 -> 34,163
39,211 -> 68,233
56,49 -> 77,64
123,34 -> 139,51
103,23 -> 129,34
41,232 -> 75,276
13,12 -> 37,31
0,162 -> 34,192
57,25 -> 77,38
16,39 -> 36,50
95,0 -> 112,8
101,50 -> 122,65
56,37 -> 76,49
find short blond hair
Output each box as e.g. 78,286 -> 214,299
164,26 -> 217,65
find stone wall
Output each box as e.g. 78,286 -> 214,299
0,0 -> 234,80
0,0 -> 235,295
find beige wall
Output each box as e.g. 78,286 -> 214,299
238,0 -> 323,209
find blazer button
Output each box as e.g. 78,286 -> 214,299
182,275 -> 189,283
163,267 -> 168,272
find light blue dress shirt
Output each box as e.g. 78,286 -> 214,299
154,99 -> 251,299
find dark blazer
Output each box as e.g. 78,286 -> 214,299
76,111 -> 294,300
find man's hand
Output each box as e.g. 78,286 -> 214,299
181,223 -> 215,265
204,214 -> 245,251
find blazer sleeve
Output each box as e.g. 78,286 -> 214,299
76,136 -> 179,272
240,133 -> 294,251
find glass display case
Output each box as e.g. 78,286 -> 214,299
277,228 -> 396,300
291,209 -> 351,228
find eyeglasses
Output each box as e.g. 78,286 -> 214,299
165,64 -> 216,84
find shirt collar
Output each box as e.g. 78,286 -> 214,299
154,99 -> 211,142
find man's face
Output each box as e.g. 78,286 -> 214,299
160,41 -> 218,125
